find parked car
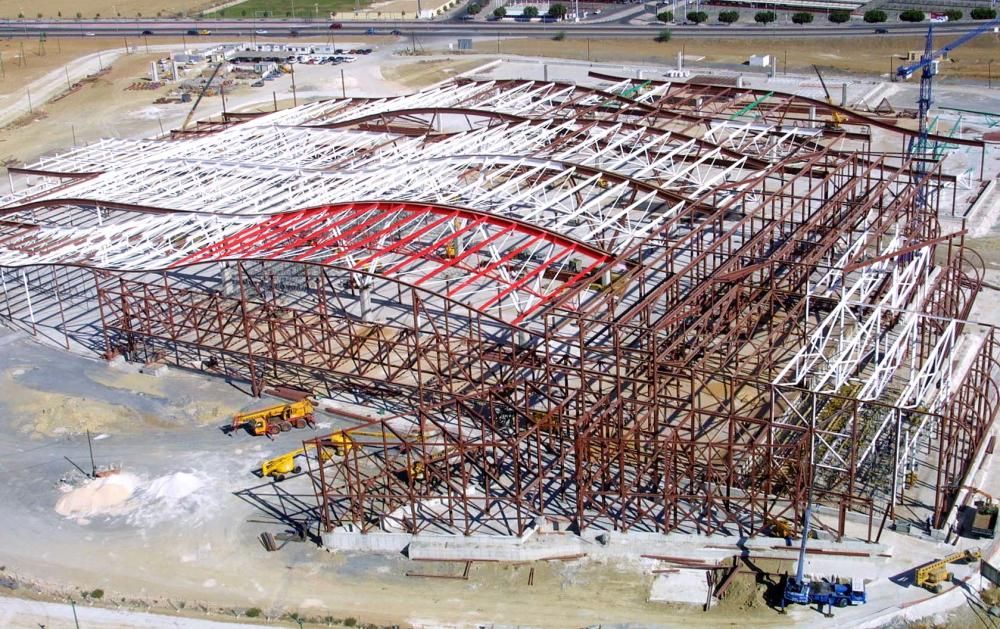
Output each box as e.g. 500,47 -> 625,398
251,80 -> 265,87
874,27 -> 888,34
365,27 -> 377,34
141,29 -> 154,35
255,29 -> 268,34
330,22 -> 343,29
186,29 -> 198,35
289,29 -> 300,37
390,29 -> 402,35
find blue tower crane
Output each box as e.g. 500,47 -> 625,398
895,20 -> 1000,165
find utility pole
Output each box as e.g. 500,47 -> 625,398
64,65 -> 71,89
341,68 -> 346,98
290,64 -> 297,106
86,429 -> 96,478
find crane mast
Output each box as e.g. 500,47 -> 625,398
895,19 -> 1000,180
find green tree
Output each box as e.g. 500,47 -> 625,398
791,11 -> 813,24
655,28 -> 672,42
718,10 -> 739,23
899,9 -> 924,22
548,3 -> 567,19
686,10 -> 708,23
944,9 -> 962,21
972,7 -> 997,19
467,3 -> 481,14
863,9 -> 887,23
827,10 -> 851,23
656,10 -> 673,22
552,30 -> 565,40
523,6 -> 539,18
754,10 -> 776,23
493,6 -> 506,18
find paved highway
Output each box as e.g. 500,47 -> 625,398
0,17 -> 991,39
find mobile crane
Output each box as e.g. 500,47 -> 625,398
914,548 -> 982,593
812,65 -> 849,129
782,506 -> 867,614
230,399 -> 317,437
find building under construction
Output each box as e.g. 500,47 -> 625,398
0,75 -> 997,544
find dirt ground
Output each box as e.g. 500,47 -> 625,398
383,57 -> 498,88
0,37 -> 137,98
0,47 -> 182,165
0,1 -> 220,19
476,34 -> 1000,80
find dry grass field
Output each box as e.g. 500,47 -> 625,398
383,57 -> 498,88
0,1 -> 220,18
478,33 -> 1000,80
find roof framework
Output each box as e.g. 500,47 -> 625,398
0,77 -> 996,540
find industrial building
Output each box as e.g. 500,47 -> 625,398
0,75 -> 997,547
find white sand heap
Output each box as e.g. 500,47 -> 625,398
55,470 -> 211,525
55,472 -> 139,517
145,472 -> 202,501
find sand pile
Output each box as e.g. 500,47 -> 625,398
55,472 -> 139,517
145,472 -> 202,501
56,470 -> 215,526
128,471 -> 214,528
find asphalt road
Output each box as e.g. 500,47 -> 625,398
0,17 -> 993,39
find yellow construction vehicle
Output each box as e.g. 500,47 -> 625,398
914,548 -> 981,593
766,517 -> 797,539
322,429 -> 403,455
230,399 -> 317,437
947,485 -> 999,539
812,65 -> 849,129
261,443 -> 335,481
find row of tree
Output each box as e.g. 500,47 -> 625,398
656,7 -> 998,25
657,9 -> 840,24
478,3 -> 569,19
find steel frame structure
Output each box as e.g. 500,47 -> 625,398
0,77 -> 997,541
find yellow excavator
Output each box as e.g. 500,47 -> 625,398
231,399 -> 317,437
812,65 -> 849,129
914,548 -> 982,593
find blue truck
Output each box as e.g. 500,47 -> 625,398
783,577 -> 867,614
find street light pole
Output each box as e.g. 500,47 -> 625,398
990,60 -> 993,89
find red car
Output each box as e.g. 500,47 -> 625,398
329,22 -> 343,29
